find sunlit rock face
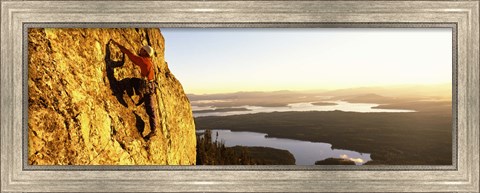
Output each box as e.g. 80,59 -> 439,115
28,28 -> 196,165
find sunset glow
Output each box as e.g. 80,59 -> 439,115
162,28 -> 452,94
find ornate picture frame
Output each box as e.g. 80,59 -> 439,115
1,1 -> 478,192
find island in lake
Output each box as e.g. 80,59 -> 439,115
192,85 -> 452,165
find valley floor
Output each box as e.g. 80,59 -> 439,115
195,102 -> 452,165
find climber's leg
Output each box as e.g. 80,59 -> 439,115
144,93 -> 158,138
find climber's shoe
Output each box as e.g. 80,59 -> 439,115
144,132 -> 155,141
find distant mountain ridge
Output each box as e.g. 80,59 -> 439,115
187,84 -> 451,108
188,83 -> 451,99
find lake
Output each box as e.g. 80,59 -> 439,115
197,129 -> 372,165
192,100 -> 415,117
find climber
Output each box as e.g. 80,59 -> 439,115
111,39 -> 158,140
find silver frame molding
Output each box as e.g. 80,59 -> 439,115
21,22 -> 459,172
1,1 -> 479,192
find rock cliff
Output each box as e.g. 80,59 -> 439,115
28,28 -> 196,165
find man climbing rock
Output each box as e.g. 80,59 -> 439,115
111,39 -> 158,140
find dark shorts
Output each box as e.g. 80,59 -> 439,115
141,80 -> 156,95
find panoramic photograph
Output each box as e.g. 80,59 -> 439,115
28,28 -> 452,165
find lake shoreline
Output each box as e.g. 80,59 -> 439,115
194,107 -> 452,165
197,129 -> 371,165
192,100 -> 416,117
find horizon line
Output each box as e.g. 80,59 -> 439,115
186,82 -> 452,95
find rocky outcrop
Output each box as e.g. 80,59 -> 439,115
315,158 -> 356,165
28,28 -> 196,165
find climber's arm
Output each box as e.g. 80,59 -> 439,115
112,40 -> 146,68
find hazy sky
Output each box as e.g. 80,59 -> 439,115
161,28 -> 452,94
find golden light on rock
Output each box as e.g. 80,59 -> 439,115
28,28 -> 196,165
